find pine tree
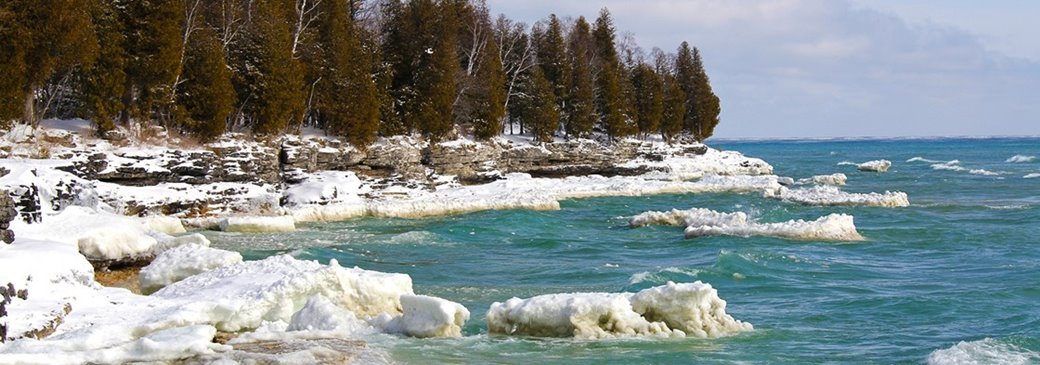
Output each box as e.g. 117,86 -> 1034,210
690,47 -> 721,140
521,67 -> 559,142
317,0 -> 380,147
378,0 -> 410,135
563,16 -> 596,138
471,36 -> 506,140
122,0 -> 184,124
660,73 -> 685,144
536,14 -> 569,113
80,0 -> 126,134
233,0 -> 305,135
2,0 -> 98,125
177,27 -> 234,140
675,41 -> 698,136
631,64 -> 663,139
593,9 -> 632,139
412,0 -> 459,141
0,4 -> 28,123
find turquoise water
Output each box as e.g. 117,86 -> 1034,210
208,138 -> 1040,364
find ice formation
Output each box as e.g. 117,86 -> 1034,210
797,173 -> 847,186
371,294 -> 471,338
218,215 -> 297,233
927,338 -> 1040,365
630,208 -> 864,241
486,281 -> 752,339
857,160 -> 891,172
139,243 -> 243,293
776,186 -> 910,207
287,295 -> 374,334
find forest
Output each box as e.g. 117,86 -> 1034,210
0,0 -> 721,146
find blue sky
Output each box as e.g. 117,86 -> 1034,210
486,0 -> 1040,138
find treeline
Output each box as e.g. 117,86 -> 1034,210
0,0 -> 721,145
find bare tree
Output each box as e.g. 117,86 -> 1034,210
494,15 -> 535,121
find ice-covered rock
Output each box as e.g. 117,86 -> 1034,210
372,294 -> 470,338
797,173 -> 847,186
218,215 -> 296,233
776,186 -> 910,207
857,160 -> 891,172
631,208 -> 864,241
486,281 -> 751,339
139,243 -> 243,293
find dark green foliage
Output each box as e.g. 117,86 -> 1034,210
122,0 -> 184,123
563,17 -> 596,138
233,0 -> 305,135
315,0 -> 380,147
593,9 -> 633,139
471,37 -> 507,140
631,64 -> 663,138
80,0 -> 126,134
519,67 -> 559,142
0,5 -> 28,123
412,0 -> 459,141
535,15 -> 570,110
675,42 -> 721,141
660,74 -> 685,143
176,27 -> 234,140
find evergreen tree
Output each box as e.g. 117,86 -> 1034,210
675,41 -> 698,136
535,14 -> 569,112
233,0 -> 305,135
1,0 -> 98,125
660,73 -> 685,144
631,64 -> 663,139
316,0 -> 380,147
471,37 -> 506,140
520,67 -> 559,142
122,0 -> 184,124
80,0 -> 127,134
563,16 -> 596,138
176,27 -> 234,140
690,47 -> 721,140
592,9 -> 632,139
378,0 -> 410,135
411,0 -> 459,141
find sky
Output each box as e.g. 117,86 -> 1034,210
485,0 -> 1040,138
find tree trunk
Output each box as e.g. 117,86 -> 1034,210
23,89 -> 35,126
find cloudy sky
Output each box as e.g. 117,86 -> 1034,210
486,0 -> 1040,138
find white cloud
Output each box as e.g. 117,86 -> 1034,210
486,0 -> 1040,138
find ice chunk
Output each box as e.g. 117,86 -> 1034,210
631,208 -> 864,241
372,294 -> 470,338
218,216 -> 296,233
143,215 -> 187,235
797,173 -> 847,186
139,243 -> 243,294
77,225 -> 158,260
287,295 -> 373,334
857,160 -> 891,172
776,186 -> 910,207
486,281 -> 751,339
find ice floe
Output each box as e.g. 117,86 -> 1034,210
218,215 -> 296,233
139,243 -> 243,294
857,160 -> 891,172
797,173 -> 847,186
927,338 -> 1040,365
630,208 -> 864,241
776,186 -> 910,207
486,281 -> 752,339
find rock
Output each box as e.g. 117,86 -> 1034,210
0,190 -> 16,243
102,129 -> 128,143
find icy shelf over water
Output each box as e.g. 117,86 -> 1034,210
776,185 -> 910,207
486,281 -> 752,339
630,207 -> 864,241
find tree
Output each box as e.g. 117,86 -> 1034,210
563,16 -> 596,138
177,27 -> 235,140
1,0 -> 98,125
494,15 -> 535,135
675,42 -> 721,141
631,64 -> 663,139
316,0 -> 380,147
470,36 -> 506,140
593,9 -> 632,139
534,14 -> 569,111
519,67 -> 559,142
233,0 -> 305,135
79,0 -> 126,134
660,73 -> 685,144
122,0 -> 184,125
412,0 -> 459,141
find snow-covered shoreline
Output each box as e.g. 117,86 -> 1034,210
0,122 -> 911,363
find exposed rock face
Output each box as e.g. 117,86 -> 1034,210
425,139 -> 654,182
363,137 -> 426,180
0,190 -> 16,243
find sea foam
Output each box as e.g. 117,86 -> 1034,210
927,338 -> 1040,365
630,207 -> 864,241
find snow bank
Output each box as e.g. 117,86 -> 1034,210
218,216 -> 296,233
1006,155 -> 1036,163
282,171 -> 366,207
372,294 -> 470,338
637,147 -> 774,180
9,206 -> 160,260
139,244 -> 243,294
630,208 -> 864,241
927,338 -> 1040,365
486,281 -> 751,339
857,160 -> 891,172
797,173 -> 847,186
776,186 -> 910,207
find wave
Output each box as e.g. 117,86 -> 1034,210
836,161 -> 858,166
908,157 -> 941,163
969,169 -> 1002,176
927,338 -> 1040,365
1006,155 -> 1037,163
630,207 -> 864,241
931,160 -> 965,171
628,267 -> 703,285
1025,173 -> 1040,179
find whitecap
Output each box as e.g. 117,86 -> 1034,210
1006,155 -> 1036,163
931,160 -> 967,172
927,338 -> 1040,365
1025,173 -> 1040,179
907,157 -> 941,163
836,161 -> 858,166
969,169 -> 1002,176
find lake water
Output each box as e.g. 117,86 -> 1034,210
207,138 -> 1040,364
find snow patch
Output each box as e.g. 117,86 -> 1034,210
486,281 -> 751,339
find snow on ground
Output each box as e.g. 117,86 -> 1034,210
626,146 -> 774,180
776,186 -> 910,207
630,208 -> 864,241
486,281 -> 752,339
